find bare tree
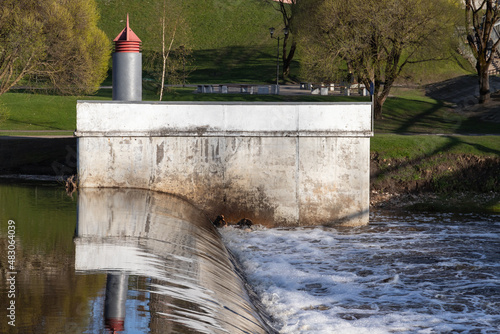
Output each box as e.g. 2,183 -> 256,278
267,0 -> 297,81
144,0 -> 191,100
465,0 -> 500,103
297,0 -> 459,119
159,0 -> 179,101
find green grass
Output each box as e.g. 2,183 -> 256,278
96,0 -> 287,84
0,91 -> 108,131
186,47 -> 301,84
94,0 -> 475,87
0,88 -> 369,133
399,53 -> 475,85
371,134 -> 500,160
96,0 -> 281,52
0,131 -> 75,136
377,87 -> 500,135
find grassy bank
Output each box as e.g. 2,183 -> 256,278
368,87 -> 499,213
371,135 -> 500,213
371,133 -> 499,213
372,134 -> 500,160
2,84 -> 498,136
96,0 -> 471,85
371,136 -> 500,191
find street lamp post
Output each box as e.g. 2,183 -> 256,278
269,27 -> 288,94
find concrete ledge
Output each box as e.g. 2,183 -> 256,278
75,130 -> 373,137
76,101 -> 373,137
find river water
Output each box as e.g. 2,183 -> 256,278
221,211 -> 500,333
0,182 -> 271,334
1,182 -> 499,333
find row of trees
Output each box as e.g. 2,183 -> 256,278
273,0 -> 500,119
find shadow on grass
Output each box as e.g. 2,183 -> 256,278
424,74 -> 500,107
372,135 -> 500,195
379,95 -> 500,135
378,98 -> 453,134
186,46 -> 299,84
395,100 -> 446,134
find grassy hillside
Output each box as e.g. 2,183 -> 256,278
97,0 -> 281,50
94,0 -> 475,85
96,0 -> 287,84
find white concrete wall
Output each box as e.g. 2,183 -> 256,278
76,101 -> 373,227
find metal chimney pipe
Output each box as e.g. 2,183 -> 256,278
112,14 -> 142,101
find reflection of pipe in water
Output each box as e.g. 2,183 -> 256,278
104,272 -> 129,333
74,188 -> 274,333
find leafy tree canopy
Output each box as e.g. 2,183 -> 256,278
0,0 -> 110,96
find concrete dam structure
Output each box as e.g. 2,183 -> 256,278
76,101 -> 373,227
74,187 -> 273,333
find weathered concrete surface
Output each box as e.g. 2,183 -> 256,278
76,101 -> 372,227
75,187 -> 273,333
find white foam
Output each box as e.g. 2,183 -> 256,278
220,213 -> 500,333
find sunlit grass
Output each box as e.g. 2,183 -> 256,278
372,134 -> 500,160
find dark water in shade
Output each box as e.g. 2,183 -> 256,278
0,183 -> 272,334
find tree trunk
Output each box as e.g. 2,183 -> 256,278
478,60 -> 491,103
373,87 -> 390,120
282,40 -> 296,81
373,97 -> 383,120
159,12 -> 166,101
159,1 -> 177,101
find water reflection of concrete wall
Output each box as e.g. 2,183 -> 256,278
74,188 -> 271,333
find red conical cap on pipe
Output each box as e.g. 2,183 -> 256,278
105,318 -> 125,332
113,14 -> 142,53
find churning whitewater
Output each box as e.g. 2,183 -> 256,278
220,211 -> 500,333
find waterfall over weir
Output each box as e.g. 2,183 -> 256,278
74,188 -> 273,333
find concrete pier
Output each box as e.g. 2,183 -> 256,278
76,101 -> 373,227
